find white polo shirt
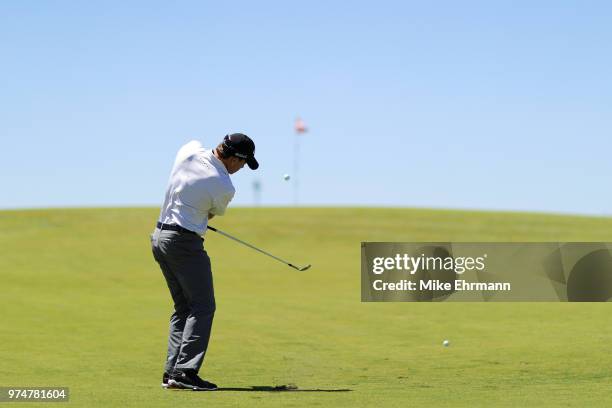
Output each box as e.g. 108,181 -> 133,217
157,140 -> 235,235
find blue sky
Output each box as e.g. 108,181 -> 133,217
1,1 -> 611,214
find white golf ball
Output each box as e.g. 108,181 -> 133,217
443,340 -> 450,347
283,174 -> 291,181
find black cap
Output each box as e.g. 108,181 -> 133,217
222,133 -> 259,170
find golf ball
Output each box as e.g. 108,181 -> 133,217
283,174 -> 291,181
443,340 -> 450,347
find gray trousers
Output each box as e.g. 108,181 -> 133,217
151,228 -> 216,374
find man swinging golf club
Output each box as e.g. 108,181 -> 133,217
151,133 -> 258,391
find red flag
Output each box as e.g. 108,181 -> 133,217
294,117 -> 307,134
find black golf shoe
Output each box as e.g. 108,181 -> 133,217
168,370 -> 218,391
162,372 -> 171,388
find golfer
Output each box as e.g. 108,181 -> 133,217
151,133 -> 258,390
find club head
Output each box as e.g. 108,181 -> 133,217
290,263 -> 311,272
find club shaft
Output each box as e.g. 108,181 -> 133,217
207,225 -> 297,268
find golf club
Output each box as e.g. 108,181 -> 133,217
207,225 -> 311,271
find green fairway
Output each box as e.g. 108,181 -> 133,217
1,207 -> 612,407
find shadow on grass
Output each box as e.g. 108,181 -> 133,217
217,385 -> 352,392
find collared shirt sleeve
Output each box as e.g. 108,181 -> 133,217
210,190 -> 235,216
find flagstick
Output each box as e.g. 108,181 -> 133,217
293,117 -> 307,206
252,180 -> 261,207
294,132 -> 299,206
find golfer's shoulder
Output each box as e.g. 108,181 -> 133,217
203,165 -> 234,196
178,139 -> 203,156
214,174 -> 235,197
172,140 -> 205,167
183,139 -> 203,149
